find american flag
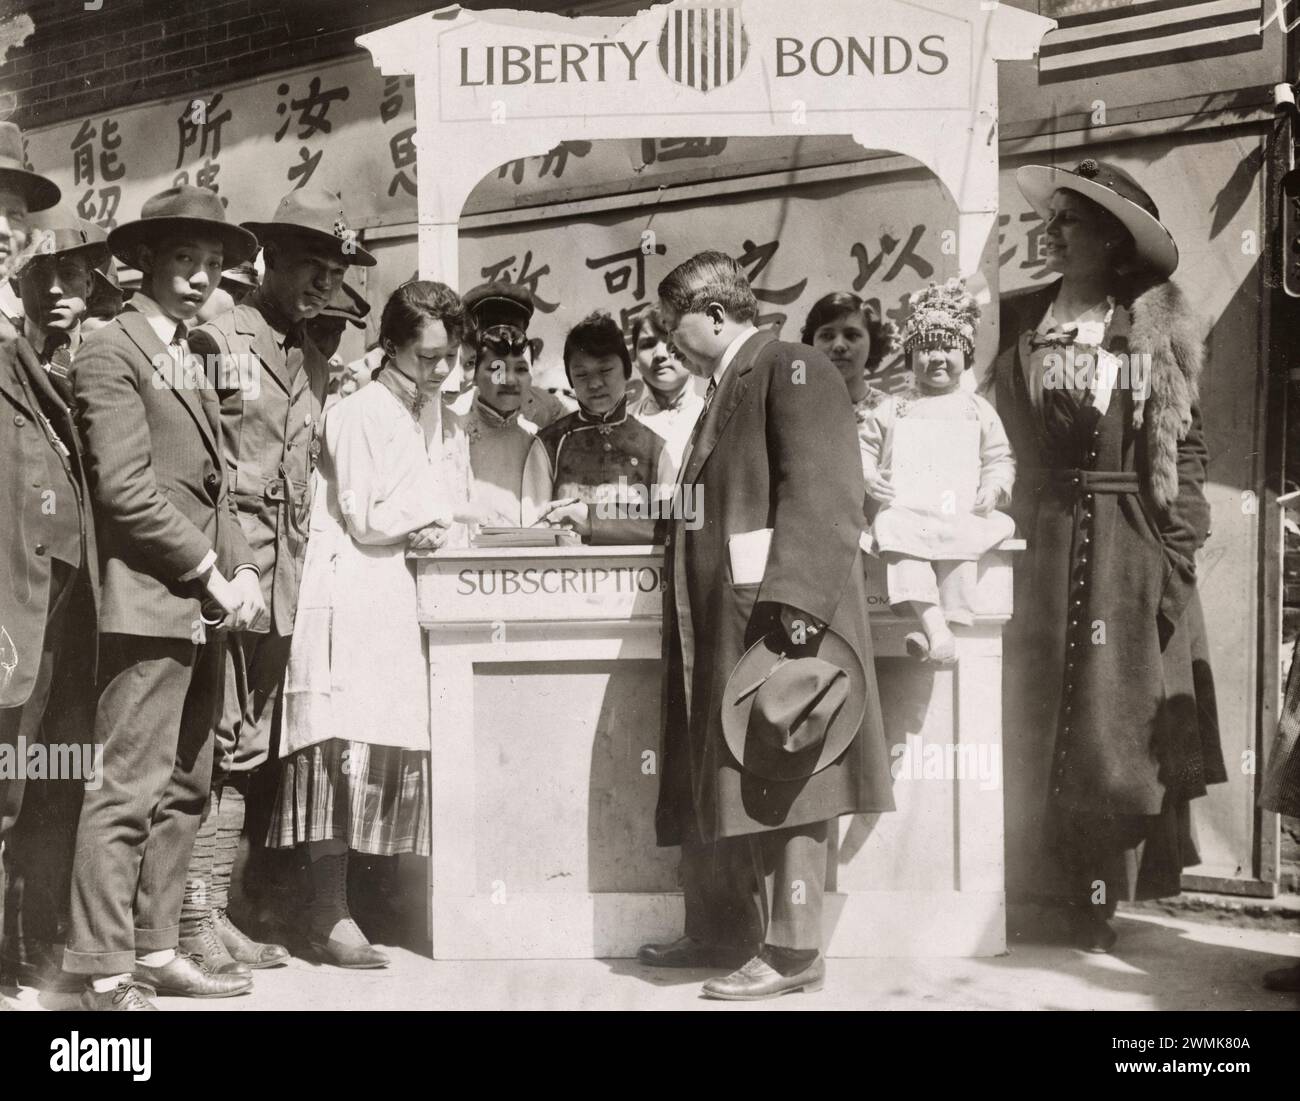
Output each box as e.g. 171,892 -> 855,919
1038,0 -> 1263,84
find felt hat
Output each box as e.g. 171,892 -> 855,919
316,281 -> 370,327
220,259 -> 260,293
1016,158 -> 1179,279
241,186 -> 376,266
11,204 -> 111,277
902,277 -> 981,355
108,185 -> 259,269
0,122 -> 60,213
721,627 -> 867,782
463,281 -> 535,334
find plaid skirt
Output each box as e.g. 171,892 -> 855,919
267,739 -> 431,856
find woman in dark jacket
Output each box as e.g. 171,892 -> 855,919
990,159 -> 1225,952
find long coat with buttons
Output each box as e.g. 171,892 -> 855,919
594,330 -> 895,845
990,282 -> 1224,894
0,331 -> 99,707
196,291 -> 329,635
72,309 -> 254,640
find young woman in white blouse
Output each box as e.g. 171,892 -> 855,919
272,280 -> 475,968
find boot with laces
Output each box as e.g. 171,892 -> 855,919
179,913 -> 251,978
306,850 -> 388,969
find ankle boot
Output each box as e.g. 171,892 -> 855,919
307,851 -> 388,969
179,912 -> 251,977
213,909 -> 290,969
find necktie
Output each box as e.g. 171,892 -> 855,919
42,331 -> 73,380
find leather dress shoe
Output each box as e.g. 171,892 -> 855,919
701,954 -> 826,1001
134,953 -> 252,998
1073,910 -> 1118,954
636,936 -> 753,970
179,916 -> 251,977
80,980 -> 158,1011
214,910 -> 290,969
309,934 -> 388,970
8,942 -> 83,993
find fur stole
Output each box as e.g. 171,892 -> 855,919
1124,279 -> 1205,512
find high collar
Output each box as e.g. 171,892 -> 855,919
644,381 -> 691,412
576,395 -> 628,426
248,286 -> 303,346
473,394 -> 522,428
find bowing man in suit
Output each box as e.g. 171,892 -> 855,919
64,186 -> 265,1011
549,252 -> 894,1000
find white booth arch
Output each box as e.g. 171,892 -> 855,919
359,0 -> 1054,959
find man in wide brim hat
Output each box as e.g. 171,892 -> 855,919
721,628 -> 868,784
1015,158 -> 1179,279
0,120 -> 61,215
107,184 -> 259,272
241,185 -> 376,267
10,205 -> 113,396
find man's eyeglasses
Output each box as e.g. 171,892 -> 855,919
478,325 -> 529,357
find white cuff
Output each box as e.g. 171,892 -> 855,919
179,549 -> 217,582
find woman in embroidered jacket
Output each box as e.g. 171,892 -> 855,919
990,159 -> 1224,953
272,281 -> 474,969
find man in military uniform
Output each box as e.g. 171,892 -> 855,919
528,311 -> 674,534
180,186 -> 375,973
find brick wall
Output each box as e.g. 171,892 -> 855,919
0,0 -> 649,130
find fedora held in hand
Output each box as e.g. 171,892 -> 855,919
722,628 -> 868,782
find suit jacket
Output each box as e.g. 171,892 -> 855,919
0,332 -> 99,706
196,291 -> 328,634
72,308 -> 255,640
635,330 -> 895,844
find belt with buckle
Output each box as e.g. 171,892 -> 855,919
1042,469 -> 1140,494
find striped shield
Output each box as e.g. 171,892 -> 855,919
658,2 -> 750,92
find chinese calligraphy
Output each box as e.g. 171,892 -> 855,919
275,76 -> 351,190
71,118 -> 125,229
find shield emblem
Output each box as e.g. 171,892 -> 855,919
658,2 -> 749,92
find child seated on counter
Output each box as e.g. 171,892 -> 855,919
859,278 -> 1015,665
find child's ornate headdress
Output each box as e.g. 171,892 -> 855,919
902,277 -> 981,355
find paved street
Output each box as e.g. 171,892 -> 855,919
7,910 -> 1298,1011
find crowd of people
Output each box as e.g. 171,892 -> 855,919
4,114 -> 1292,1007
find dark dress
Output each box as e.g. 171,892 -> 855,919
992,283 -> 1225,910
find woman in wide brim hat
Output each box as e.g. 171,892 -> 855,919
241,185 -> 376,267
988,157 -> 1224,953
107,184 -> 259,270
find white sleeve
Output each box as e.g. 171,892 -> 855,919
326,401 -> 449,545
519,437 -> 555,526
